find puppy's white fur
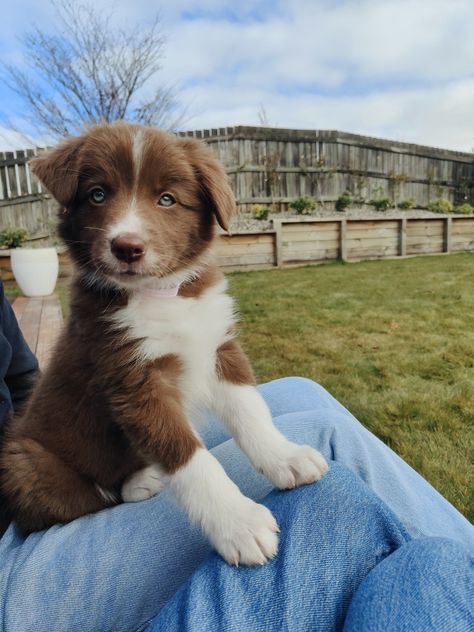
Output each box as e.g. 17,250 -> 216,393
169,447 -> 279,566
211,383 -> 329,489
115,278 -> 328,565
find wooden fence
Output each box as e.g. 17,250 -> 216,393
215,215 -> 474,270
178,127 -> 474,212
0,149 -> 56,237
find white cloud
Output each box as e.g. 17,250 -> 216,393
153,0 -> 474,150
1,0 -> 473,151
177,78 -> 474,152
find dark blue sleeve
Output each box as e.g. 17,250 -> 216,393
0,282 -> 39,427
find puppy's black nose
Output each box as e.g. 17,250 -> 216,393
111,233 -> 146,263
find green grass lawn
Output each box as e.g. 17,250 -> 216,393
4,253 -> 473,520
229,254 -> 474,521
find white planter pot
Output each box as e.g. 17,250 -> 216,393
10,248 -> 59,297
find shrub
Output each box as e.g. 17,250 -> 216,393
398,198 -> 415,210
289,196 -> 316,215
335,191 -> 353,212
252,204 -> 271,221
370,197 -> 392,211
454,203 -> 474,215
0,227 -> 28,249
428,198 -> 453,214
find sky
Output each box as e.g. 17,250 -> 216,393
0,0 -> 473,151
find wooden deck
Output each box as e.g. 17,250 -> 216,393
10,295 -> 63,370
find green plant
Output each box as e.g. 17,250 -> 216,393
289,196 -> 316,215
370,198 -> 392,211
428,198 -> 453,214
454,203 -> 474,215
0,227 -> 28,249
252,204 -> 271,221
335,190 -> 353,212
398,198 -> 416,210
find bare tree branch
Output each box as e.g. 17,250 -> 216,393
1,0 -> 183,138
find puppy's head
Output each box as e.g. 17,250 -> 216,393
31,122 -> 235,290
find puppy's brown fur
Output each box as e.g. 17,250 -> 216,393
0,122 -> 254,534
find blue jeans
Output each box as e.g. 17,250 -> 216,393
0,378 -> 472,631
149,467 -> 474,632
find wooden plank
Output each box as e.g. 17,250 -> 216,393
452,218 -> 474,234
346,226 -> 399,238
217,253 -> 274,266
25,159 -> 33,195
35,295 -> 63,369
451,240 -> 474,251
347,245 -> 399,258
3,152 -> 12,198
282,248 -> 339,262
400,218 -> 407,256
274,219 -> 283,267
406,224 -> 444,237
406,241 -> 444,255
283,231 -> 339,243
347,220 -> 400,230
13,151 -> 22,197
282,222 -> 340,233
16,297 -> 42,353
217,233 -> 274,244
444,217 -> 452,253
347,236 -> 399,247
11,296 -> 29,322
340,220 -> 347,261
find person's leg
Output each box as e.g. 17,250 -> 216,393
257,377 -> 474,550
343,538 -> 474,632
144,462 -> 412,632
203,376 -> 473,548
1,377 -> 472,631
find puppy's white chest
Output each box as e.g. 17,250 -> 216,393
112,282 -> 235,415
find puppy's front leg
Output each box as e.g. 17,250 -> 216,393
111,359 -> 278,565
169,447 -> 279,566
214,340 -> 329,489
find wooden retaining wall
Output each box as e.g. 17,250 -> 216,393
216,215 -> 474,271
1,215 -> 472,282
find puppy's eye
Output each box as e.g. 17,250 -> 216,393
158,193 -> 176,207
89,188 -> 106,204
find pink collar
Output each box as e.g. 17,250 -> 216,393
136,282 -> 181,299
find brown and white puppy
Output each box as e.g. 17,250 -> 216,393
0,122 -> 328,565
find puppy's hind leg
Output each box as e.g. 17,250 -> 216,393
0,436 -> 113,534
121,463 -> 167,502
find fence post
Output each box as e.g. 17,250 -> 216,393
444,217 -> 452,253
400,218 -> 407,256
340,219 -> 347,261
273,219 -> 283,267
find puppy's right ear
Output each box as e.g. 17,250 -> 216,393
30,135 -> 84,208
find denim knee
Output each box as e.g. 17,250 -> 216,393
259,376 -> 345,419
344,537 -> 474,632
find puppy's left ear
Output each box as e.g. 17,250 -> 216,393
179,138 -> 235,232
30,134 -> 85,208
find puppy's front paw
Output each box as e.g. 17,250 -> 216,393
263,443 -> 329,490
121,464 -> 167,502
211,499 -> 279,566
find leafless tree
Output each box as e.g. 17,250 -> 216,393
2,0 -> 184,138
